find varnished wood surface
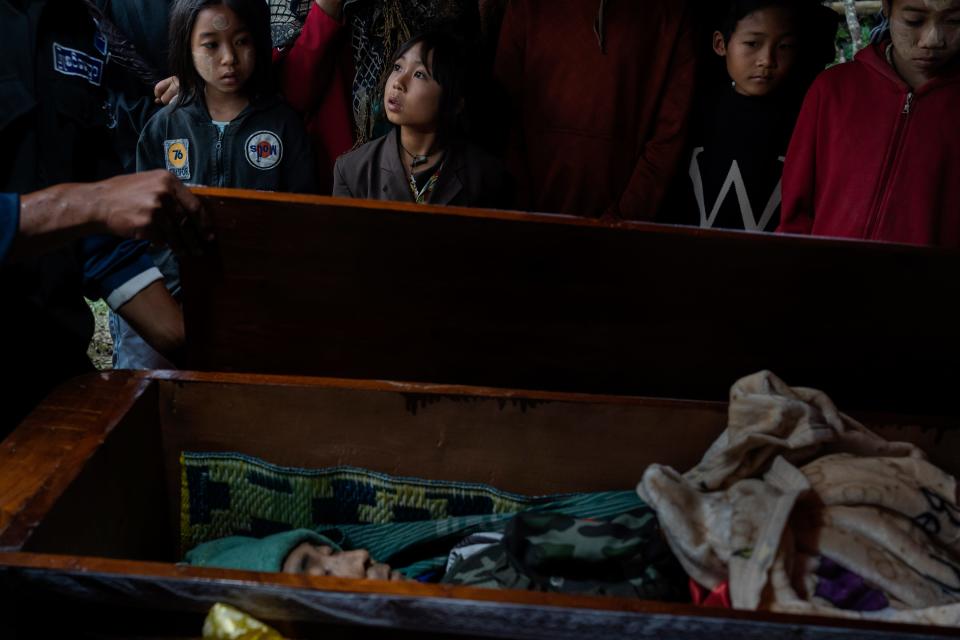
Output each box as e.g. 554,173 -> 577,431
156,375 -> 729,497
21,379 -> 173,562
1,552 -> 959,639
0,371 -> 150,549
154,371 -> 960,500
181,188 -> 960,416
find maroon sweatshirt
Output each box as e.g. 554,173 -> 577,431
274,5 -> 355,195
779,43 -> 960,247
494,0 -> 696,219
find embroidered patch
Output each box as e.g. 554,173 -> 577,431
94,30 -> 109,56
52,43 -> 104,87
164,139 -> 191,181
245,131 -> 283,170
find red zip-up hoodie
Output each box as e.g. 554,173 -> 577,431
779,43 -> 960,247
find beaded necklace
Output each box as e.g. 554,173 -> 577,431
408,162 -> 443,204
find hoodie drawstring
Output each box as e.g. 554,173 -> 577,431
593,0 -> 608,54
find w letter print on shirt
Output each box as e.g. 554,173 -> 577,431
689,147 -> 784,231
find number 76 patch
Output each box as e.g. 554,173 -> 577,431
164,139 -> 191,181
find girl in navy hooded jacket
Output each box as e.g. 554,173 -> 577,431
114,0 -> 317,369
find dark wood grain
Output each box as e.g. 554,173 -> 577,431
181,188 -> 960,417
156,376 -> 730,497
152,370 -> 960,501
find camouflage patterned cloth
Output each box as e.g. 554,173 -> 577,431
443,508 -> 689,601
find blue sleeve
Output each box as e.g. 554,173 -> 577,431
78,111 -> 168,309
0,193 -> 20,264
80,236 -> 162,307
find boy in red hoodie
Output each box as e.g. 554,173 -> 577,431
778,0 -> 960,247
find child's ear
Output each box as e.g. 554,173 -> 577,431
713,31 -> 728,57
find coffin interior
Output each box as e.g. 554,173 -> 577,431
21,375 -> 960,564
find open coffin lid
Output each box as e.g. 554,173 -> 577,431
0,370 -> 959,638
179,189 -> 960,416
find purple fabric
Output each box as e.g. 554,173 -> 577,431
815,556 -> 889,612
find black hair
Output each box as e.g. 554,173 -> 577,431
167,0 -> 274,110
714,0 -> 840,93
719,0 -> 806,43
379,30 -> 469,144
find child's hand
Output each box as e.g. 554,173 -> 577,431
154,75 -> 181,106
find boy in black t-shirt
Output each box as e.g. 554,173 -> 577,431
664,0 -> 836,232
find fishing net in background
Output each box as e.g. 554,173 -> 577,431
348,0 -> 478,144
266,0 -> 479,143
268,0 -> 313,49
81,0 -> 163,86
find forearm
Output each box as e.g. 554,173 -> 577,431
10,183 -> 101,261
6,171 -> 207,263
115,280 -> 185,362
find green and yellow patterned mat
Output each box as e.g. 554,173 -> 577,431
181,451 -> 576,556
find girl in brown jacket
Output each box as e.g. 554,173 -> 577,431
333,31 -> 513,209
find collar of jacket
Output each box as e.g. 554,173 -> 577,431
856,39 -> 960,95
177,93 -> 284,127
380,127 -> 466,205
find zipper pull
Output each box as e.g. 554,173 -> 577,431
902,92 -> 914,115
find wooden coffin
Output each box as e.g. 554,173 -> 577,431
180,189 -> 960,417
1,370 -> 959,638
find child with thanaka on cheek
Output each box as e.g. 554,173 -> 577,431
666,0 -> 835,232
111,0 -> 318,369
332,31 -> 513,209
779,0 -> 960,246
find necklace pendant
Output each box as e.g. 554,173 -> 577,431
411,155 -> 428,168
